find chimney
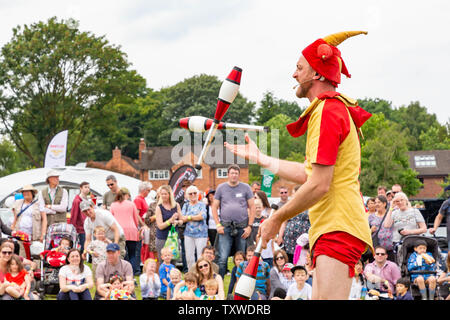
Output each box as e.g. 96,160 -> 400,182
139,138 -> 146,161
112,146 -> 121,160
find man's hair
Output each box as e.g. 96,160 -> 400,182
279,186 -> 288,191
374,245 -> 387,253
246,245 -> 256,253
377,185 -> 387,192
396,277 -> 411,288
138,181 -> 153,193
80,181 -> 90,188
227,164 -> 240,173
106,175 -> 117,182
202,245 -> 215,255
392,184 -> 402,190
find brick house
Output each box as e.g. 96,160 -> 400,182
408,150 -> 450,199
87,138 -> 249,192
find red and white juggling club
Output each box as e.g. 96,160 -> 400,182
179,116 -> 268,133
195,66 -> 242,171
234,238 -> 263,300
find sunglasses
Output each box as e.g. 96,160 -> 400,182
275,256 -> 285,260
188,192 -> 197,195
375,253 -> 387,256
107,183 -> 115,187
198,264 -> 209,270
280,192 -> 288,194
1,251 -> 12,255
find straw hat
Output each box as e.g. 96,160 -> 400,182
19,184 -> 38,196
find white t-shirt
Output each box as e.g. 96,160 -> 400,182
18,204 -> 34,236
84,208 -> 124,241
391,208 -> 425,242
58,264 -> 93,288
286,282 -> 312,300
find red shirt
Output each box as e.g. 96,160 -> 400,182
134,195 -> 148,218
6,269 -> 28,286
70,194 -> 86,234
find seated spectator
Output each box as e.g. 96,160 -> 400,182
280,263 -> 296,290
437,254 -> 450,300
235,245 -> 270,300
390,277 -> 413,300
285,265 -> 312,300
57,249 -> 93,300
159,247 -> 175,299
166,268 -> 182,300
348,260 -> 366,300
364,245 -> 401,295
140,258 -> 161,300
4,254 -> 31,300
94,243 -> 134,300
227,251 -> 245,298
195,258 -> 225,300
100,272 -> 135,300
407,239 -> 437,300
173,272 -> 201,300
269,249 -> 289,299
200,278 -> 220,300
40,236 -> 73,268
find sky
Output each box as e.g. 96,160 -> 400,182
0,0 -> 449,124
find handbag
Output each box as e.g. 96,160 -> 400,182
164,225 -> 180,260
362,213 -> 388,261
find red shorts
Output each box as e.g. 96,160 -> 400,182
312,231 -> 367,277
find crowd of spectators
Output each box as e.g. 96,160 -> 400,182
0,168 -> 448,300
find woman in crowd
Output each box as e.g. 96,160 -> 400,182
155,185 -> 182,261
11,185 -> 47,257
110,187 -> 145,275
366,197 -> 377,215
254,190 -> 271,218
269,249 -> 290,299
180,185 -> 208,269
205,189 -> 217,246
368,195 -> 395,261
195,258 -> 225,300
383,192 -> 427,246
57,249 -> 93,300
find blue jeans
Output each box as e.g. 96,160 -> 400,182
78,233 -> 86,253
125,240 -> 139,275
57,289 -> 92,300
216,226 -> 247,278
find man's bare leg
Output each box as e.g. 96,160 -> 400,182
312,255 -> 353,300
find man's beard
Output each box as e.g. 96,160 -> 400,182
295,80 -> 313,98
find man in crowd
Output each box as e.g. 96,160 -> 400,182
39,169 -> 69,226
80,200 -> 126,259
212,164 -> 255,278
377,186 -> 387,197
188,245 -> 219,274
70,181 -> 91,253
225,31 -> 373,299
94,243 -> 135,300
391,184 -> 402,195
133,181 -> 152,275
102,175 -> 119,210
364,245 -> 401,295
429,187 -> 450,251
277,186 -> 290,208
251,181 -> 261,194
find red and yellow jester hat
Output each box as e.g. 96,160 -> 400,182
302,31 -> 367,87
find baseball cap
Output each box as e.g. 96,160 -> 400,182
80,199 -> 93,212
282,263 -> 294,271
106,243 -> 120,252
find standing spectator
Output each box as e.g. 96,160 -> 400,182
85,226 -> 110,279
11,184 -> 46,257
235,245 -> 270,300
95,243 -> 134,300
39,170 -> 68,226
377,186 -> 387,197
386,190 -> 394,204
155,185 -> 182,262
429,193 -> 449,253
368,195 -> 394,261
247,198 -> 265,247
180,185 -> 208,270
276,185 -> 310,262
140,206 -> 158,269
80,200 -> 126,259
70,181 -> 91,253
140,258 -> 161,300
366,197 -> 376,215
364,245 -> 401,295
212,164 -> 255,278
391,184 -> 402,195
102,175 -> 120,210
110,187 -> 145,275
205,189 -> 217,246
251,181 -> 261,194
383,192 -> 427,245
269,249 -> 290,298
159,247 -> 175,299
276,186 -> 289,208
134,181 -> 152,276
57,249 -> 93,300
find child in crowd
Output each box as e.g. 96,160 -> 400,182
140,206 -> 158,268
140,258 -> 161,300
167,267 -> 182,300
200,278 -> 219,300
281,263 -> 296,290
285,265 -> 312,300
86,226 -> 110,278
4,254 -> 31,300
55,236 -> 73,255
227,251 -> 245,297
40,236 -> 73,268
407,239 -> 437,300
159,247 -> 175,299
174,272 -> 201,300
247,199 -> 265,247
101,273 -> 135,300
389,277 -> 413,300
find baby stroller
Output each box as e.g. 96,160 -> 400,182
397,235 -> 443,300
36,223 -> 78,299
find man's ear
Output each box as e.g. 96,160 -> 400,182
313,73 -> 325,81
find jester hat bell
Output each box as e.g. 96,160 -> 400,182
302,31 -> 367,87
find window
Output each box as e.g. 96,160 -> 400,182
414,155 -> 436,168
217,168 -> 228,178
148,170 -> 169,180
196,169 -> 202,179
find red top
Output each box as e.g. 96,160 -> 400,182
70,194 -> 87,233
5,269 -> 28,286
134,196 -> 149,218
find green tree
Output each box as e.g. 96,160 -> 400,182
255,91 -> 305,125
0,17 -> 146,167
358,98 -> 395,121
419,122 -> 450,150
0,138 -> 31,177
360,113 -> 422,196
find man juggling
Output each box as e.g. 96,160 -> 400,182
225,31 -> 373,300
